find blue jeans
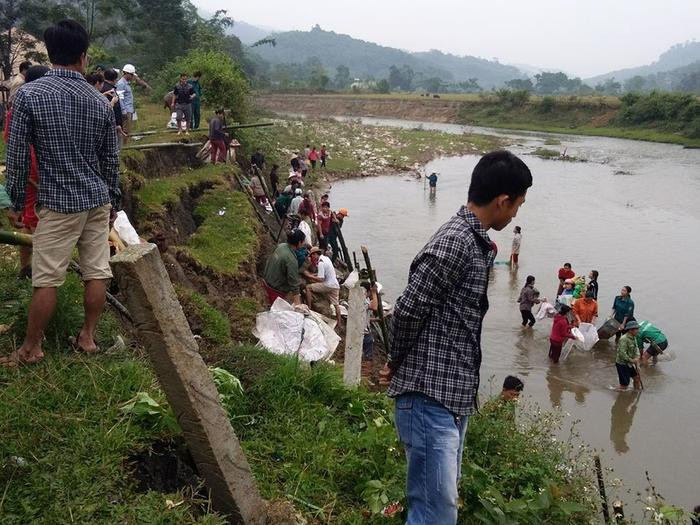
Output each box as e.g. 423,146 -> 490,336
395,392 -> 469,525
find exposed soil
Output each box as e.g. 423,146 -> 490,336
256,94 -> 463,123
127,438 -> 202,494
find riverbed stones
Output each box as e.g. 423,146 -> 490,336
111,243 -> 266,524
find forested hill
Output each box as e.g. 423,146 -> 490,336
587,41 -> 700,84
252,25 -> 523,88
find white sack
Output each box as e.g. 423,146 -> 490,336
113,211 -> 141,245
573,322 -> 599,351
253,298 -> 340,362
536,301 -> 556,320
570,327 -> 585,343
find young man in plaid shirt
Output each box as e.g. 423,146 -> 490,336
2,20 -> 120,367
380,151 -> 532,524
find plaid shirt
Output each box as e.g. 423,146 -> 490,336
388,206 -> 496,416
6,68 -> 120,214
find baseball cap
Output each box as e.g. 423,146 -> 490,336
122,64 -> 136,74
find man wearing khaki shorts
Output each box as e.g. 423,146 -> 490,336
2,20 -> 120,367
305,247 -> 342,326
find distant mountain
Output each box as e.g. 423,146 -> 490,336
229,20 -> 277,46
412,50 -> 523,89
587,41 -> 700,85
251,25 -> 524,88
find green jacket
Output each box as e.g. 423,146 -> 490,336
263,243 -> 302,294
616,333 -> 639,365
635,321 -> 666,349
188,79 -> 201,106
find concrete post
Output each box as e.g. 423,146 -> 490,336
111,244 -> 266,524
343,284 -> 365,386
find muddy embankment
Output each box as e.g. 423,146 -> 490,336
121,147 -> 270,353
256,94 -> 464,123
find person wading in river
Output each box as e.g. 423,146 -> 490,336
379,150 -> 532,525
518,275 -> 541,327
612,285 -> 635,343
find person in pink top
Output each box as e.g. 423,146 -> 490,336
308,146 -> 319,171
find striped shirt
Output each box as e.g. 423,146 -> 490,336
388,206 -> 496,416
6,68 -> 120,214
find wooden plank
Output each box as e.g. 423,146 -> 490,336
110,244 -> 266,524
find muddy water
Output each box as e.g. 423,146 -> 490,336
328,120 -> 700,511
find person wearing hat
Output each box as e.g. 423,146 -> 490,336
288,188 -> 303,217
615,320 -> 642,391
549,303 -> 575,364
117,64 -> 136,143
305,246 -> 342,326
327,207 -> 348,263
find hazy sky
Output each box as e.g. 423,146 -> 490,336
193,0 -> 699,78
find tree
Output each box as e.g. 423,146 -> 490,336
334,64 -> 350,90
375,79 -> 390,94
457,77 -> 481,92
679,71 -> 700,93
422,76 -> 445,93
534,72 -> 569,94
595,77 -> 621,95
505,78 -> 533,91
388,64 -> 414,91
624,75 -> 646,93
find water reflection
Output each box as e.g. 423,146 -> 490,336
546,367 -> 591,407
610,391 -> 641,454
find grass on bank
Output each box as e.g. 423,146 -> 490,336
0,252 -> 222,524
185,186 -> 259,276
134,163 -> 230,218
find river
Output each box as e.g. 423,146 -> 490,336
328,117 -> 700,513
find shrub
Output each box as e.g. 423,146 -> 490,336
153,49 -> 250,123
540,96 -> 556,113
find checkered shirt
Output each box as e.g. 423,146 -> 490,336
387,206 -> 496,416
6,68 -> 120,214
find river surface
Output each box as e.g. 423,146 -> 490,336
328,117 -> 700,512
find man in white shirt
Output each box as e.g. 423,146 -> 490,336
305,247 -> 341,325
288,188 -> 303,216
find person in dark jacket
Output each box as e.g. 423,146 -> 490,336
587,270 -> 599,300
101,69 -> 125,140
518,275 -> 541,327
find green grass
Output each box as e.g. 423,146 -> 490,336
185,187 -> 259,276
134,163 -> 229,218
188,291 -> 232,345
0,250 -> 223,524
219,346 -> 598,524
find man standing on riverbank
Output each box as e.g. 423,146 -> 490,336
379,150 -> 532,524
2,20 -> 120,367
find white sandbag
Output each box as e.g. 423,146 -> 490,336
557,294 -> 574,307
253,298 -> 340,362
573,322 -> 599,351
343,270 -> 359,289
167,112 -> 177,129
570,327 -> 585,343
113,211 -> 141,245
536,301 -> 556,320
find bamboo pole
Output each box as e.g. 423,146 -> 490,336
253,165 -> 280,226
233,172 -> 277,241
335,223 -> 352,268
129,121 -> 274,138
594,454 -> 611,523
0,230 -> 32,246
361,246 -> 391,353
122,142 -> 203,151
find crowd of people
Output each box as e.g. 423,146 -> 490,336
259,149 -> 365,335
515,257 -> 669,390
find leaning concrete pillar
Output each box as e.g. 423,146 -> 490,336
111,243 -> 266,524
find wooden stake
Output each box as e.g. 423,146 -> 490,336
361,246 -> 391,353
111,244 -> 266,524
335,223 -> 352,268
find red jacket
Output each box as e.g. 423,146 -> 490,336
550,314 -> 574,343
3,109 -> 39,229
